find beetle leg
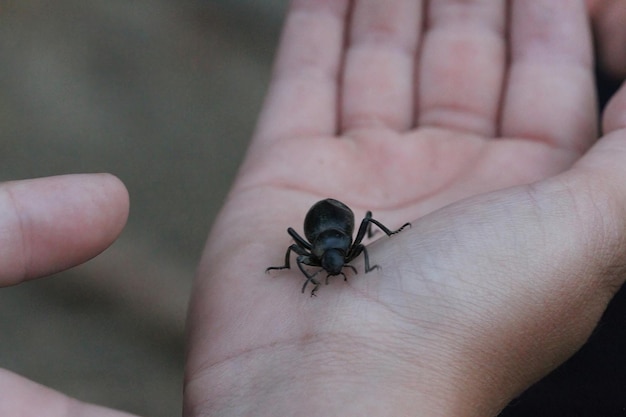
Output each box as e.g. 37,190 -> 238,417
309,282 -> 321,297
287,227 -> 312,250
361,245 -> 381,273
353,211 -> 411,247
366,217 -> 377,239
302,275 -> 321,297
345,243 -> 363,264
348,244 -> 380,273
296,256 -> 321,296
367,218 -> 411,237
296,255 -> 317,278
301,274 -> 321,295
266,243 -> 310,272
353,212 -> 373,247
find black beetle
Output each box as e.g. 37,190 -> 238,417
266,198 -> 411,296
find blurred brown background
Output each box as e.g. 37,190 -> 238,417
0,1 -> 287,415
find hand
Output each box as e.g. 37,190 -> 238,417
185,1 -> 626,416
0,174 -> 135,417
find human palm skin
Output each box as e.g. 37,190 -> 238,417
184,1 -> 626,416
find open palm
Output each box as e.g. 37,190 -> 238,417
236,0 -> 594,214
185,1 -> 620,416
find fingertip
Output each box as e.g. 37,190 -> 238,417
92,172 -> 131,236
0,173 -> 130,286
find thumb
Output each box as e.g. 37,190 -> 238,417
393,85 -> 626,411
494,81 -> 626,400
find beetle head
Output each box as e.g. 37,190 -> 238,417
321,249 -> 345,276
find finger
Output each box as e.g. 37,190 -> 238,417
416,0 -> 506,137
340,0 -> 422,132
0,174 -> 129,287
501,0 -> 597,151
589,0 -> 626,79
0,369 -> 138,417
253,0 -> 350,143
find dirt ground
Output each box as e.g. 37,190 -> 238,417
0,1 -> 286,415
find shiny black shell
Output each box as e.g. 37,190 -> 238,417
303,198 -> 355,244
